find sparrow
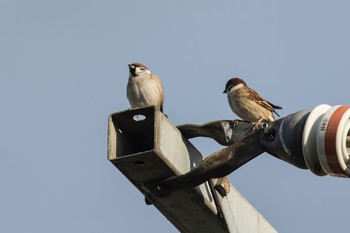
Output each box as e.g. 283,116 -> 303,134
127,63 -> 164,112
223,77 -> 282,129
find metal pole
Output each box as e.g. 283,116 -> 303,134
108,106 -> 277,233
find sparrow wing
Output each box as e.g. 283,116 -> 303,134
150,74 -> 164,112
246,86 -> 282,116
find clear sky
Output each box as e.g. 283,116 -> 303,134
1,0 -> 350,232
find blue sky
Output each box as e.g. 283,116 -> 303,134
1,1 -> 350,232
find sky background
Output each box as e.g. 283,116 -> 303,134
1,0 -> 350,232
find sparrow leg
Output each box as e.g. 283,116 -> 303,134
252,118 -> 263,130
232,120 -> 240,127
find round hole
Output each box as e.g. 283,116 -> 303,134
133,160 -> 147,167
133,114 -> 146,121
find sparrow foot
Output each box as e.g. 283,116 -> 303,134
252,118 -> 265,130
252,120 -> 270,130
252,122 -> 260,130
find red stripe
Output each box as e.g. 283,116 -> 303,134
325,106 -> 350,175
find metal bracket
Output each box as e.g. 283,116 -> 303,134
108,106 -> 277,233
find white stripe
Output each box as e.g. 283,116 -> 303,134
228,83 -> 244,93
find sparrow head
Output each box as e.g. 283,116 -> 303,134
223,78 -> 247,94
128,63 -> 151,77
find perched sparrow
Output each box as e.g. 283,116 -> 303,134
223,77 -> 282,129
127,63 -> 164,112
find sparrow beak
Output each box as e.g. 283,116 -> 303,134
128,64 -> 134,72
223,89 -> 227,94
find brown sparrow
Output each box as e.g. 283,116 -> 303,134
223,77 -> 282,129
127,63 -> 164,112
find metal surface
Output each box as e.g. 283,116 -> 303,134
108,107 -> 226,233
108,107 -> 277,233
149,132 -> 265,196
108,104 -> 350,232
218,185 -> 278,233
260,110 -> 310,169
177,120 -> 253,146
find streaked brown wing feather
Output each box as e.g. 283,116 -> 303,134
246,87 -> 278,113
150,74 -> 164,112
